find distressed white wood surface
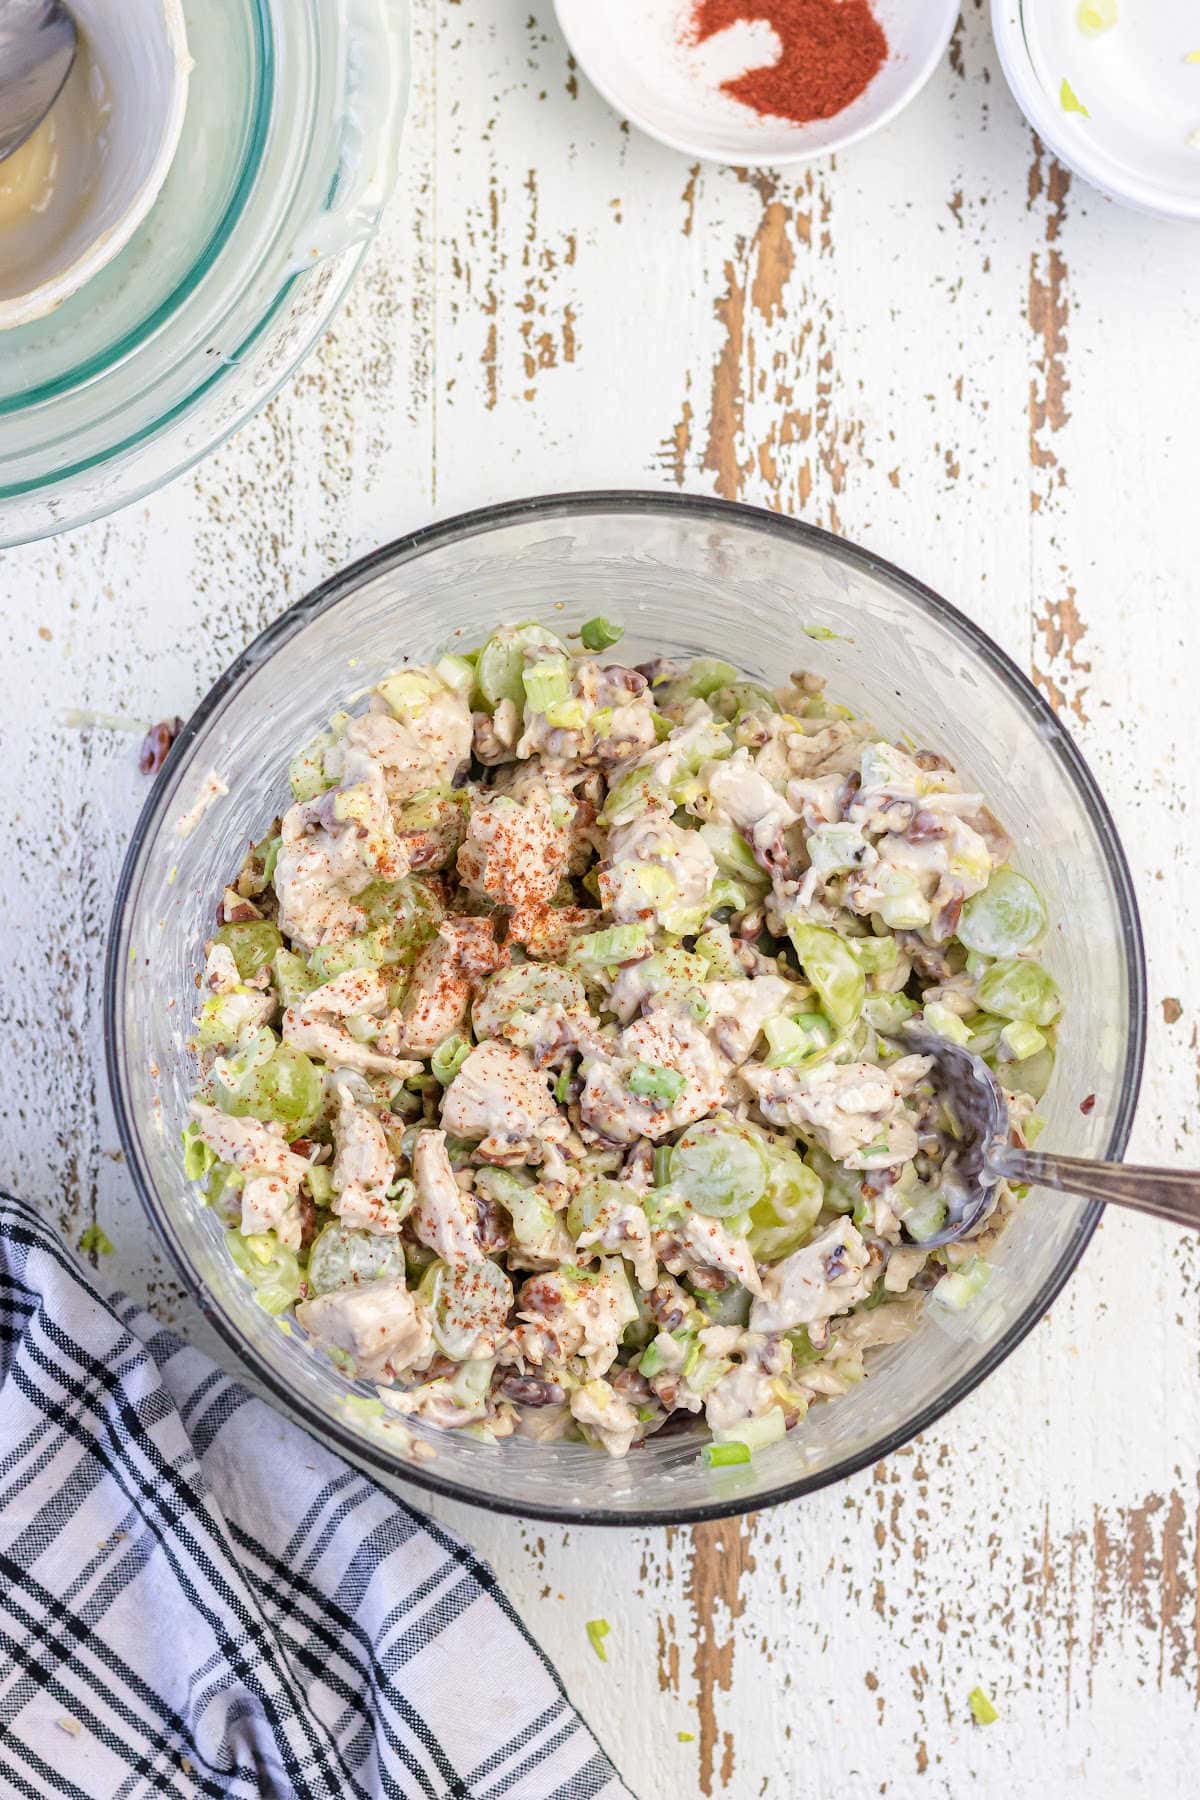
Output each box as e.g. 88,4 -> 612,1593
3,3 -> 1199,1794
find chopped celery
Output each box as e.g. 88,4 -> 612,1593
215,1040 -> 323,1136
707,877 -> 747,915
669,1118 -> 768,1218
1004,1041 -> 1055,1102
431,1033 -> 472,1085
958,869 -> 1047,958
545,697 -> 587,730
699,822 -> 766,885
922,1002 -> 972,1047
477,1167 -> 559,1249
555,1063 -> 573,1104
196,989 -> 269,1052
1060,77 -> 1089,116
762,1012 -> 835,1069
272,948 -> 317,1007
652,1145 -> 673,1187
571,923 -> 648,966
713,1405 -> 786,1453
968,1686 -> 999,1726
306,1164 -> 334,1206
288,730 -> 334,802
702,1441 -> 750,1468
977,958 -> 1061,1027
998,1020 -> 1046,1062
863,993 -> 918,1035
580,615 -> 624,651
377,669 -> 447,718
847,934 -> 899,974
901,1190 -> 948,1243
932,1256 -> 992,1311
627,1063 -> 687,1105
805,823 -> 869,880
214,921 -> 283,981
434,653 -> 475,696
522,657 -> 572,715
785,922 -> 865,1029
227,1230 -> 302,1315
586,1619 -> 611,1662
182,1122 -> 218,1183
694,925 -> 743,979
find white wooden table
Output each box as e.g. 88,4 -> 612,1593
4,4 -> 1199,1794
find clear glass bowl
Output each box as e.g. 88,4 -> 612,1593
0,0 -> 408,547
105,493 -> 1146,1525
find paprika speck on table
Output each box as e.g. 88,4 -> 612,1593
687,0 -> 889,124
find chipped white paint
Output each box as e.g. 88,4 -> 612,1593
2,4 -> 1199,1795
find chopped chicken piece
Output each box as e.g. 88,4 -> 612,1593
283,969 -> 421,1078
440,1041 -> 567,1163
330,1083 -> 404,1235
411,1129 -> 483,1264
297,1277 -> 432,1379
750,1220 -> 873,1333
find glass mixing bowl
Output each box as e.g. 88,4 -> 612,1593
0,0 -> 407,547
106,493 -> 1146,1525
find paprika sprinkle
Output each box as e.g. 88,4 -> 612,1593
688,0 -> 889,126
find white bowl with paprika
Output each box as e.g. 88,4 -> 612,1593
553,0 -> 959,167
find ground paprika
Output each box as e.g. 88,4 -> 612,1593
689,0 -> 888,125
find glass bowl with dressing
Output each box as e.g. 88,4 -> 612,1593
0,0 -> 408,547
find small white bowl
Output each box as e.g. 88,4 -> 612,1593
0,0 -> 190,331
553,0 -> 958,166
993,0 -> 1200,222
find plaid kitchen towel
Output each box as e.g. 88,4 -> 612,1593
0,1193 -> 631,1800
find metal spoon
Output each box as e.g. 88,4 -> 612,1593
900,1028 -> 1200,1248
0,0 -> 77,164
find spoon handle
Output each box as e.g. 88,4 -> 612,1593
995,1148 -> 1200,1231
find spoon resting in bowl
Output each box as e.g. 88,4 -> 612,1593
0,0 -> 76,164
901,1027 -> 1199,1249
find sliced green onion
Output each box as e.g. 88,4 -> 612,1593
702,1441 -> 751,1468
431,1033 -> 472,1085
653,1145 -> 674,1187
580,615 -> 624,651
555,1062 -> 573,1104
627,1063 -> 687,1104
586,1619 -> 611,1662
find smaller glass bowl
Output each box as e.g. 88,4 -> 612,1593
0,0 -> 408,546
106,493 -> 1146,1526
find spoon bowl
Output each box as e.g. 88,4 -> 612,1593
910,1027 -> 1200,1244
0,0 -> 77,163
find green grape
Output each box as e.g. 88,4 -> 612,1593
976,958 -> 1061,1027
422,1257 -> 513,1360
476,1167 -> 560,1248
669,1119 -> 769,1219
472,963 -> 585,1039
957,869 -> 1047,957
272,948 -> 317,1008
227,1230 -> 302,1315
306,1223 -> 407,1296
786,922 -> 866,1030
652,658 -> 739,710
476,622 -> 569,708
804,1144 -> 862,1214
214,920 -> 283,980
222,1042 -> 323,1136
862,992 -> 918,1036
565,1177 -> 627,1243
1001,1041 -> 1055,1102
746,1150 -> 824,1262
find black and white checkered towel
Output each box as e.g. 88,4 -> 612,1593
0,1194 -> 631,1800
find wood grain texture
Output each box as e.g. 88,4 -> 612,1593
2,2 -> 1199,1793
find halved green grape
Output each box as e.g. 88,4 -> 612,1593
976,958 -> 1061,1027
803,1144 -> 863,1214
227,1230 -> 302,1315
272,947 -> 318,1007
669,1119 -> 769,1219
652,657 -> 739,710
785,922 -> 865,1030
423,1257 -> 513,1360
306,1223 -> 408,1296
307,927 -> 394,983
570,923 -> 649,967
288,729 -> 335,802
1002,1041 -> 1055,1102
476,622 -> 569,708
957,869 -> 1047,958
847,934 -> 899,974
219,1041 -> 324,1137
746,1148 -> 823,1261
214,920 -> 283,981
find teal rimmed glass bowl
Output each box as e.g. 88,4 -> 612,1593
0,0 -> 408,546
